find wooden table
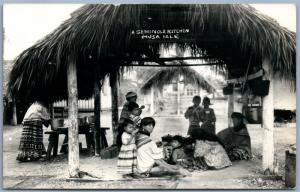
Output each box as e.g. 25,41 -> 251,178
45,126 -> 109,159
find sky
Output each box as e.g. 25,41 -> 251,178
3,4 -> 296,61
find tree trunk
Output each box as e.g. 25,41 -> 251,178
110,73 -> 119,145
262,58 -> 275,174
67,56 -> 80,178
11,98 -> 17,125
94,80 -> 101,156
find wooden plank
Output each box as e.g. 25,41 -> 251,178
67,55 -> 80,178
226,69 -> 263,84
262,59 -> 274,174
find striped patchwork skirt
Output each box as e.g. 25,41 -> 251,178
117,143 -> 137,175
16,119 -> 46,162
228,148 -> 251,161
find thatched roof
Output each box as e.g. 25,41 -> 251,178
8,4 -> 296,103
140,67 -> 215,93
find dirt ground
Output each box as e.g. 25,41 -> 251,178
2,109 -> 296,189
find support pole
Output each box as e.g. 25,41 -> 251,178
11,98 -> 17,125
67,56 -> 80,178
228,84 -> 234,127
110,73 -> 119,145
262,58 -> 274,174
150,87 -> 154,115
94,79 -> 101,156
177,79 -> 180,116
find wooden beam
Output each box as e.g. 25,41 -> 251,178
227,85 -> 234,127
262,59 -> 275,174
11,98 -> 17,125
94,79 -> 101,156
121,62 -> 225,67
177,77 -> 181,116
226,69 -> 264,84
228,70 -> 263,84
110,73 -> 119,145
67,55 -> 80,178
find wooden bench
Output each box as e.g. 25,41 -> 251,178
45,126 -> 109,160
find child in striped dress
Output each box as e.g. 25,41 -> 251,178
117,119 -> 139,177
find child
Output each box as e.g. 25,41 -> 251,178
128,102 -> 142,128
184,96 -> 202,135
170,135 -> 186,164
117,119 -> 139,177
200,97 -> 216,134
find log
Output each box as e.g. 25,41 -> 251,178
262,58 -> 275,174
94,80 -> 101,156
110,73 -> 119,145
67,56 -> 80,178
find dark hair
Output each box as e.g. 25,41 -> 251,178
190,129 -> 224,147
193,96 -> 201,103
172,135 -> 184,144
116,119 -> 134,149
121,118 -> 134,128
128,102 -> 139,112
183,137 -> 195,145
141,117 -> 156,127
202,97 -> 211,105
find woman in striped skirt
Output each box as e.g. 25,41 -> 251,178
117,119 -> 138,176
16,101 -> 51,162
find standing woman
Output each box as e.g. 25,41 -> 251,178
17,101 -> 51,162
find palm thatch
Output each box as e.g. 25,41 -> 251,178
8,4 -> 296,104
140,67 -> 215,94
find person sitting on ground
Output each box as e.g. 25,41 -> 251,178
217,112 -> 252,161
134,117 -> 180,177
191,129 -> 232,170
170,135 -> 186,164
200,97 -> 216,135
119,91 -> 144,124
172,137 -> 197,172
117,119 -> 139,177
184,95 -> 203,135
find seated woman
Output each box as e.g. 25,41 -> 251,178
191,129 -> 232,170
134,117 -> 179,177
217,112 -> 252,161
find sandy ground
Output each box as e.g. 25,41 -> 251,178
2,104 -> 296,189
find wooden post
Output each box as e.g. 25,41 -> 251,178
177,77 -> 180,116
228,84 -> 234,127
50,103 -> 55,118
262,58 -> 274,174
110,73 -> 119,145
67,56 -> 80,178
94,79 -> 101,156
11,98 -> 17,125
150,87 -> 154,115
